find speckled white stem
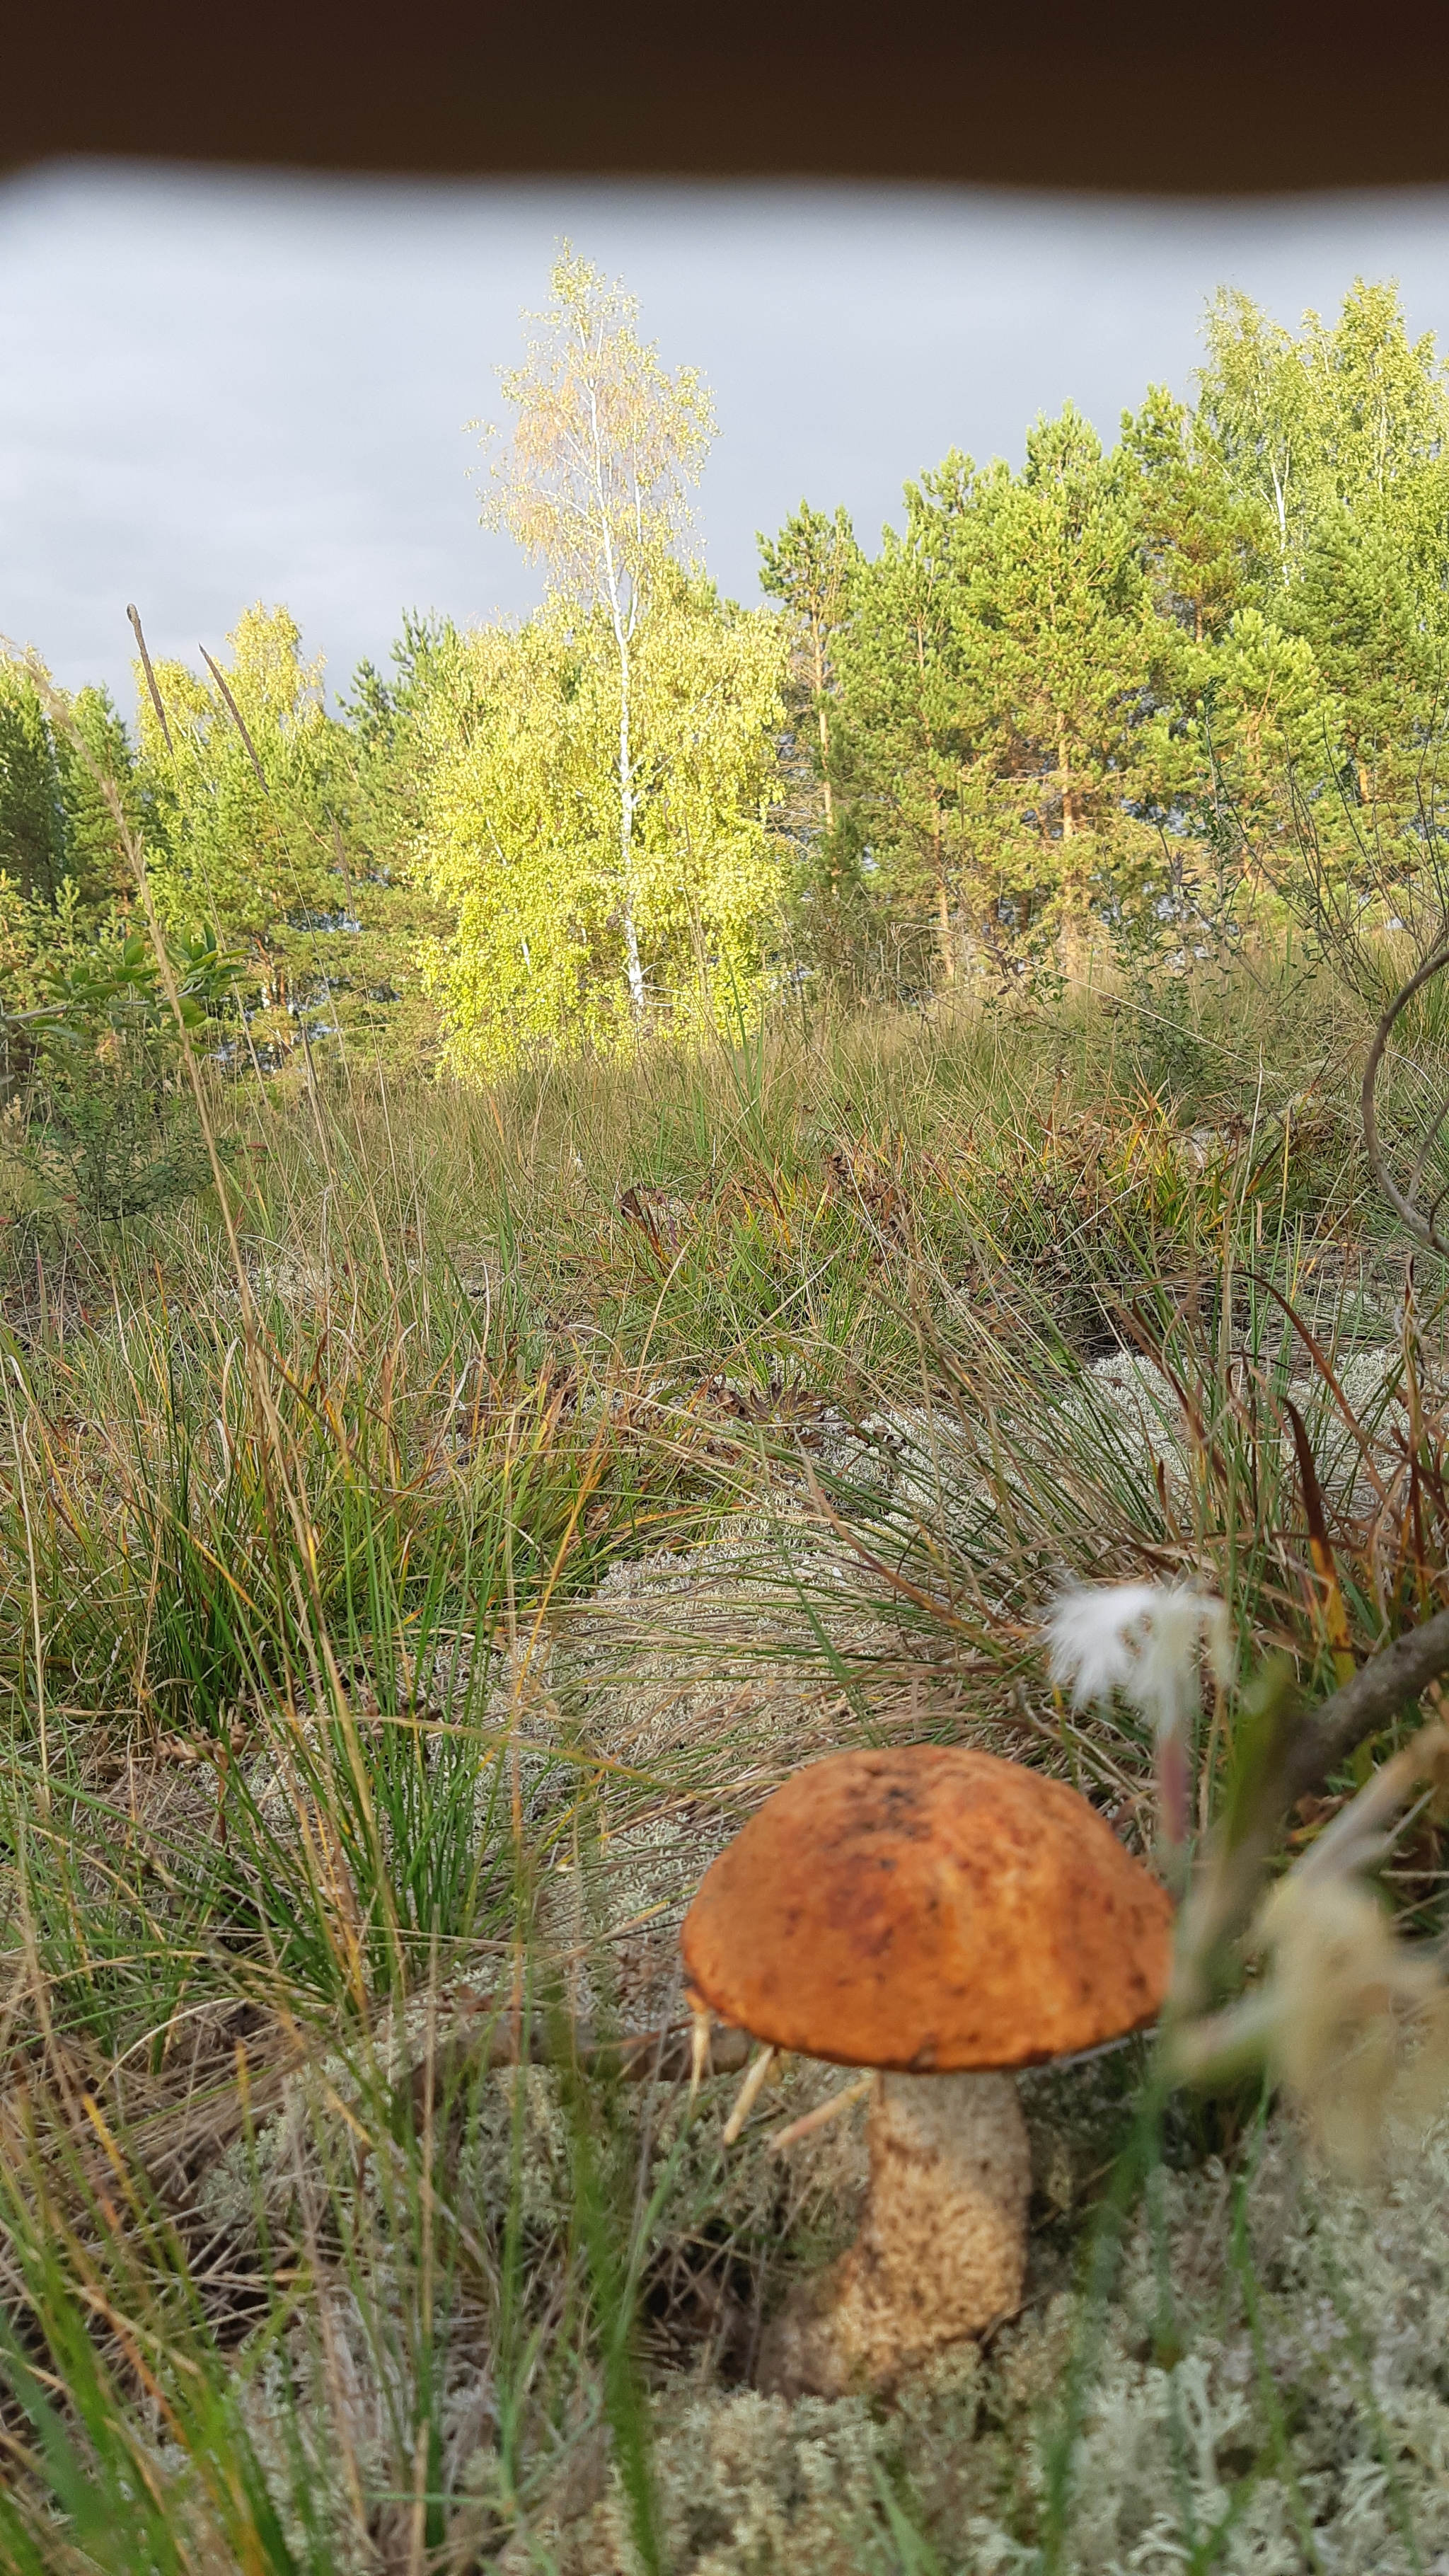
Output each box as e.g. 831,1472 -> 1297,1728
757,2069 -> 1030,2398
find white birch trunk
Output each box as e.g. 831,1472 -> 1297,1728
618,628 -> 645,1011
587,372 -> 647,1016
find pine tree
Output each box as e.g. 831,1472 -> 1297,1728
954,409 -> 1172,973
53,686 -> 138,909
829,456 -> 983,983
0,667 -> 66,907
758,502 -> 859,836
1120,386 -> 1266,645
1187,281 -> 1449,916
137,606 -> 342,980
320,614 -> 457,1061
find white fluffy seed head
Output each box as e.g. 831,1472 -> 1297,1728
1045,1581 -> 1232,1743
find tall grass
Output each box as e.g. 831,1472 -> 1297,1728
0,959 -> 1445,2569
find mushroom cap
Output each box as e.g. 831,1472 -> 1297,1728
681,1745 -> 1172,2071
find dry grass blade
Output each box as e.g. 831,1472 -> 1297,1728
1363,940 -> 1449,1255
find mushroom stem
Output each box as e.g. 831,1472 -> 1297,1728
757,2069 -> 1030,2398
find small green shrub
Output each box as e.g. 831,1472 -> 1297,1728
3,911 -> 236,1239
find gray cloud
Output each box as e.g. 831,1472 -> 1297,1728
6,163 -> 1449,714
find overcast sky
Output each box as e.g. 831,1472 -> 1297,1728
8,162 -> 1449,717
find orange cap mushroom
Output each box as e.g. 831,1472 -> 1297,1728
681,1744 -> 1174,2396
683,1743 -> 1172,2069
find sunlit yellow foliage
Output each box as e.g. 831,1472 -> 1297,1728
138,605 -> 339,958
418,580 -> 787,1071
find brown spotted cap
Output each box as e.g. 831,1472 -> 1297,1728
681,1745 -> 1172,2071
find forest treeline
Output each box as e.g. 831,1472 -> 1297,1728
4,258 -> 1449,1093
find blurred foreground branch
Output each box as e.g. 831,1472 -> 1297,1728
1168,1618 -> 1449,2156
1175,1603 -> 1449,2014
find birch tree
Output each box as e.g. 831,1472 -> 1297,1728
478,248 -> 714,1012
1198,280 -> 1449,587
420,580 -> 785,1071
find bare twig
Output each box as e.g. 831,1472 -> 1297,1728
1282,1603 -> 1449,1812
